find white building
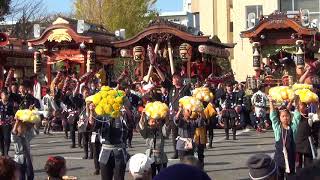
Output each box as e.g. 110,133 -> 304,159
159,0 -> 200,30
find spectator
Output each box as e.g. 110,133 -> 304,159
269,96 -> 301,179
247,154 -> 276,180
289,159 -> 320,180
153,164 -> 211,180
296,102 -> 314,169
0,156 -> 20,180
251,86 -> 268,132
181,155 -> 202,169
0,90 -> 14,156
128,153 -> 153,180
11,119 -> 36,180
44,156 -> 67,180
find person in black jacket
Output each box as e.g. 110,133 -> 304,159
235,83 -> 246,129
219,83 -> 237,140
63,88 -> 84,148
160,87 -> 169,105
18,84 -> 39,110
162,73 -> 191,159
0,90 -> 14,156
94,114 -> 128,180
296,102 -> 314,169
8,83 -> 20,112
78,87 -> 93,159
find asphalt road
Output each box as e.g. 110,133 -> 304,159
8,128 -> 277,180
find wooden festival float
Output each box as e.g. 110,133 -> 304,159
241,10 -> 320,90
112,17 -> 235,85
0,35 -> 34,88
28,17 -> 116,88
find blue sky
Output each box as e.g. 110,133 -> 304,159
17,0 -> 183,14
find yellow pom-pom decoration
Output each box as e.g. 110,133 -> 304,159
115,96 -> 124,104
103,104 -> 113,114
85,95 -> 94,103
269,86 -> 294,102
292,83 -> 312,91
90,86 -> 126,117
145,101 -> 169,120
107,96 -> 115,104
179,96 -> 204,113
95,105 -> 104,116
192,87 -> 214,102
108,90 -> 118,97
15,109 -> 41,123
296,88 -> 318,103
100,91 -> 108,98
92,93 -> 102,105
112,103 -> 121,111
101,86 -> 111,92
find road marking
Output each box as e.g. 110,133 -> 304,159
63,157 -> 83,160
48,140 -> 65,143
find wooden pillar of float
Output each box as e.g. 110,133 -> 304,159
168,41 -> 175,75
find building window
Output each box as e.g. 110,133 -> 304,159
280,0 -> 293,11
230,21 -> 233,32
280,0 -> 319,12
280,0 -> 320,23
245,5 -> 263,29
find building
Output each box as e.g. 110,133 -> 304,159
191,0 -> 320,81
159,0 -> 200,31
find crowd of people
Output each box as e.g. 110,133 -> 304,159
0,68 -> 320,180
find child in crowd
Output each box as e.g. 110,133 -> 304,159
138,111 -> 170,177
11,119 -> 36,180
44,156 -> 67,180
174,107 -> 205,161
268,95 -> 301,179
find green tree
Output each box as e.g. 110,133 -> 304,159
0,0 -> 11,20
74,0 -> 157,38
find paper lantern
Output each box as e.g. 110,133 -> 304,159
296,40 -> 305,69
120,49 -> 132,58
179,43 -> 192,62
87,51 -> 96,72
34,51 -> 41,74
253,42 -> 261,71
133,46 -> 145,62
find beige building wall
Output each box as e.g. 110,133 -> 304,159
232,0 -> 279,81
192,0 -> 282,81
191,0 -> 232,43
191,0 -> 215,36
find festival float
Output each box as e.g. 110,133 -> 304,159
0,35 -> 34,88
241,10 -> 320,92
28,17 -> 116,93
112,17 -> 235,86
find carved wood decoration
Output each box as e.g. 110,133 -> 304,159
47,29 -> 73,43
241,11 -> 318,39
